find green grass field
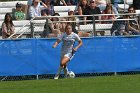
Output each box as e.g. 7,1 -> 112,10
0,75 -> 140,93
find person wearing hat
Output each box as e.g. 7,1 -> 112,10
14,2 -> 26,20
67,9 -> 91,37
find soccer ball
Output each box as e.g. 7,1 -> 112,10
68,71 -> 75,78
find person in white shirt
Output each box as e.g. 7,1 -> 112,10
29,0 -> 47,19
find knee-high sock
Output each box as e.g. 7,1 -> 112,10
63,67 -> 68,76
56,66 -> 63,75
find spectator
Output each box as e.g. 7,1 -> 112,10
101,3 -> 116,24
27,0 -> 40,19
111,14 -> 140,36
14,2 -> 26,20
65,0 -> 78,5
29,0 -> 47,19
133,0 -> 140,10
67,9 -> 78,34
45,13 -> 62,38
67,9 -> 90,37
41,0 -> 55,16
128,5 -> 136,19
111,0 -> 121,10
77,0 -> 89,24
83,0 -> 106,36
28,0 -> 35,6
96,0 -> 119,17
51,0 -> 67,6
111,15 -> 128,36
78,0 -> 89,15
84,0 -> 101,24
1,13 -> 16,39
127,5 -> 140,34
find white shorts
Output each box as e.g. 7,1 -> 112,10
61,52 -> 72,59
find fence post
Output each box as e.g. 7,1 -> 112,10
41,18 -> 49,38
36,75 -> 39,80
92,15 -> 96,36
45,18 -> 49,37
114,72 -> 117,76
138,14 -> 140,30
30,21 -> 34,38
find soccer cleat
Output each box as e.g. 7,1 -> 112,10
54,67 -> 63,79
54,74 -> 59,79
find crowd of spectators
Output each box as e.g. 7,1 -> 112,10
1,0 -> 140,39
111,5 -> 140,36
10,0 -> 120,21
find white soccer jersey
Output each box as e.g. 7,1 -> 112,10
59,32 -> 81,54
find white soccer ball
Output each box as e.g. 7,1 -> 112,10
68,71 -> 75,78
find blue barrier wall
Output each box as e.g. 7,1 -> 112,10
0,37 -> 140,76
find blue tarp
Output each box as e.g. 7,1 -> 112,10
0,37 -> 140,76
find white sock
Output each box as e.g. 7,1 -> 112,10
63,67 -> 68,76
56,66 -> 63,75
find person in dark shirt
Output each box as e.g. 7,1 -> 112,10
78,0 -> 89,15
133,0 -> 140,10
111,15 -> 140,36
77,0 -> 89,25
84,0 -> 101,24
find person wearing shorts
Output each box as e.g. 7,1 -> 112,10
52,24 -> 83,79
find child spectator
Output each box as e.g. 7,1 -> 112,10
14,2 -> 26,20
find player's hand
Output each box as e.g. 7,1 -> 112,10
52,45 -> 56,48
72,47 -> 78,52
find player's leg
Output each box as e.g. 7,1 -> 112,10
63,65 -> 68,78
54,56 -> 64,79
61,56 -> 70,78
54,66 -> 63,79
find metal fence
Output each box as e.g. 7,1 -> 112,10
1,13 -> 140,81
8,13 -> 140,39
1,71 -> 140,81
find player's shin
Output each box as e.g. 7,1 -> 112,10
63,66 -> 69,78
54,66 -> 63,79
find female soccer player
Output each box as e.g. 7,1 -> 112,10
52,24 -> 83,79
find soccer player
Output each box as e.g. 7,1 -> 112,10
52,24 -> 83,79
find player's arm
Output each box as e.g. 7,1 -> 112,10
52,39 -> 61,48
73,40 -> 83,52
